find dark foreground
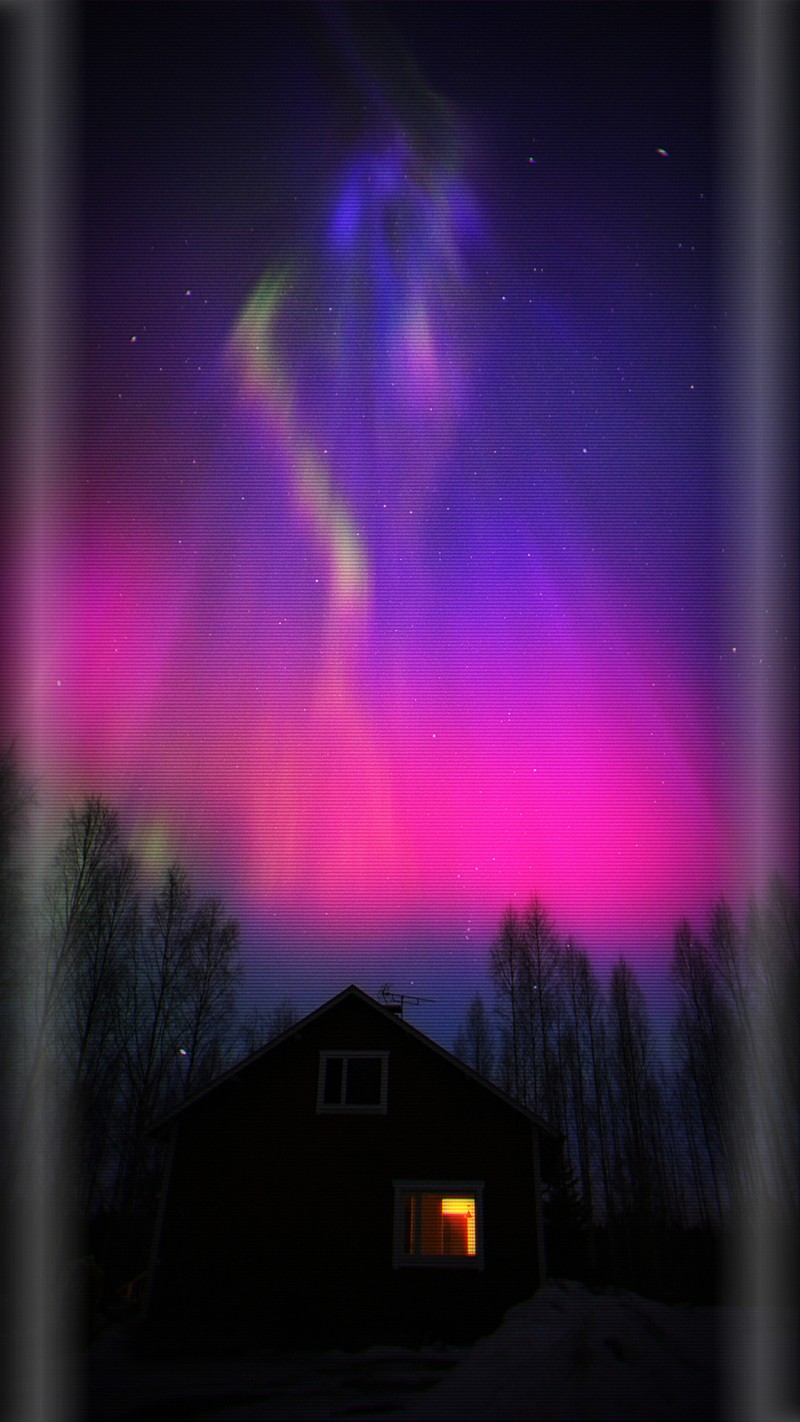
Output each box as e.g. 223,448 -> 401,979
82,1280 -> 778,1421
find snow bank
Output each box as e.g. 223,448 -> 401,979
86,1281 -> 773,1420
395,1280 -> 739,1420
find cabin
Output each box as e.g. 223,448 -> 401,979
145,985 -> 560,1346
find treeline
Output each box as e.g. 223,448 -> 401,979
3,746 -> 797,1311
2,756 -> 294,1293
454,888 -> 798,1300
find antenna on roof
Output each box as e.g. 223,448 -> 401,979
379,984 -> 435,1020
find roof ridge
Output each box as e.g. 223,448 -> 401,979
151,983 -> 558,1139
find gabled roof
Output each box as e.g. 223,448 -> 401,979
155,984 -> 559,1141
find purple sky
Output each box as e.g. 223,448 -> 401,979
12,2 -> 797,1047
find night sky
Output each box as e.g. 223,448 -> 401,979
18,2 -> 797,1043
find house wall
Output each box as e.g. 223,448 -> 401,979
148,994 -> 546,1343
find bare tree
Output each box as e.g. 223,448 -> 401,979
705,886 -> 798,1224
570,950 -> 616,1228
0,742 -> 34,982
179,896 -> 241,1097
490,906 -> 527,1100
117,863 -> 244,1212
0,745 -> 36,1352
0,745 -> 35,1149
453,993 -> 495,1077
28,800 -> 122,1076
607,958 -> 663,1221
11,798 -> 125,1200
742,880 -> 799,1221
708,898 -> 748,1027
266,996 -> 298,1040
237,996 -> 298,1057
752,878 -> 798,1116
117,864 -> 193,1210
57,843 -> 139,1215
520,896 -> 562,1122
670,919 -> 731,1226
656,1062 -> 691,1230
561,940 -> 597,1226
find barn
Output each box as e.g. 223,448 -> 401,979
144,985 -> 560,1346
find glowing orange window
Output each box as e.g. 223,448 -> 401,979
396,1186 -> 482,1266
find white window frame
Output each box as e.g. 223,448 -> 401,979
316,1050 -> 389,1114
392,1180 -> 485,1269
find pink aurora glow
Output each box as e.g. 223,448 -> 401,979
16,3 -> 795,988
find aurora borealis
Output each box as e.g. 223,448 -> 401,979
15,2 -> 797,1032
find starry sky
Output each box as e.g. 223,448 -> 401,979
18,2 -> 797,1041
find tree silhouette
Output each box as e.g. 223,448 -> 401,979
57,839 -> 139,1217
453,992 -> 495,1077
11,798 -> 126,1205
0,745 -> 35,1164
237,995 -> 298,1057
670,919 -> 731,1227
520,896 -> 562,1123
560,940 -> 598,1227
490,905 -> 527,1101
741,879 -> 798,1223
179,895 -> 241,1097
605,960 -> 664,1222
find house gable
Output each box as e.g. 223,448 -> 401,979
157,984 -> 557,1144
146,986 -> 558,1344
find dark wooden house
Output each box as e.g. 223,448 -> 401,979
145,985 -> 560,1345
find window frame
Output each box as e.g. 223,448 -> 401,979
392,1180 -> 485,1269
316,1050 -> 390,1114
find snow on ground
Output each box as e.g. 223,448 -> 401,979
86,1322 -> 466,1421
85,1280 -> 763,1421
395,1280 -> 740,1420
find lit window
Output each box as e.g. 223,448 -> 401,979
393,1182 -> 484,1268
317,1052 -> 389,1113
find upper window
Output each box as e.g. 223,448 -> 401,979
393,1181 -> 484,1268
317,1051 -> 389,1113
